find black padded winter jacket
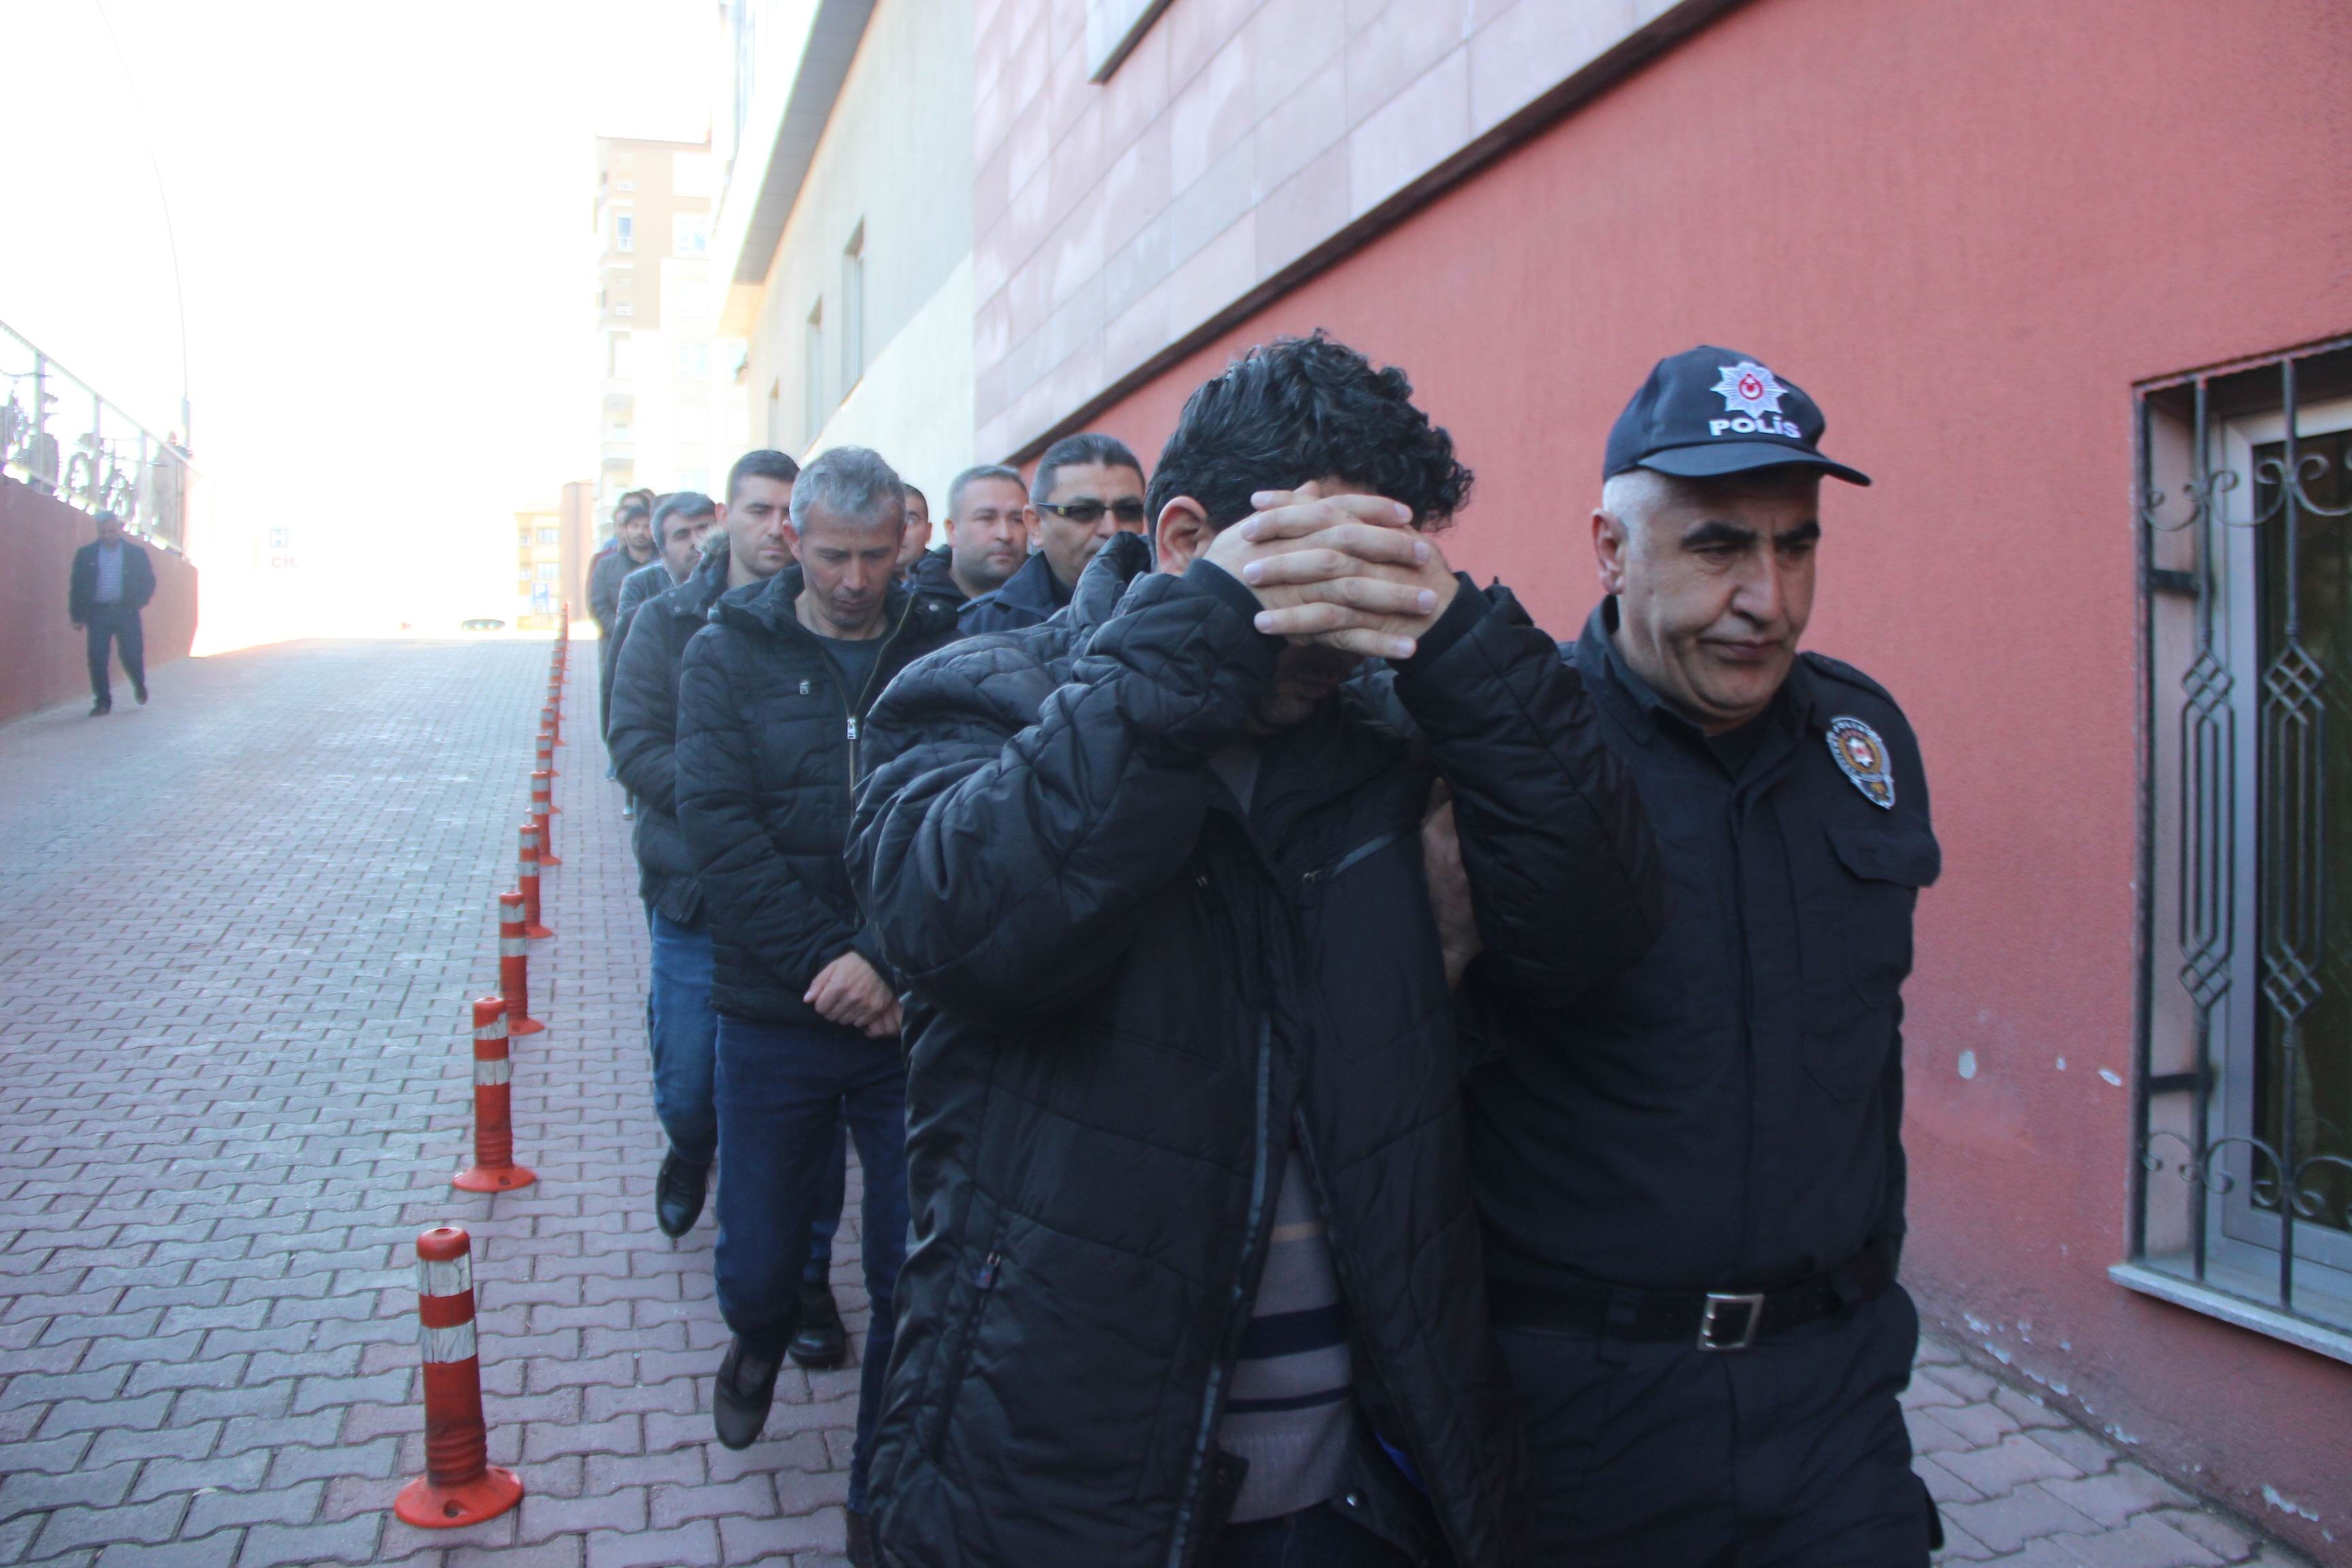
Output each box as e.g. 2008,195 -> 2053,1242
676,567 -> 963,1024
607,542 -> 731,926
847,532 -> 1665,1568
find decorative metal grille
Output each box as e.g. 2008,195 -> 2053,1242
2134,335 -> 2352,1336
0,316 -> 193,553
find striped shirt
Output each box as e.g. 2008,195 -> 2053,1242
1205,744 -> 1356,1521
1219,1145 -> 1354,1522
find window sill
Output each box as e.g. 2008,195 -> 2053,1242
2110,1261 -> 2352,1367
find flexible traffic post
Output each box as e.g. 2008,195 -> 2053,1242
518,823 -> 553,940
534,727 -> 556,778
392,1226 -> 524,1528
498,894 -> 545,1036
530,772 -> 561,868
543,697 -> 562,747
455,998 -> 535,1192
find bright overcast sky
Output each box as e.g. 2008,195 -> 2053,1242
3,0 -> 715,649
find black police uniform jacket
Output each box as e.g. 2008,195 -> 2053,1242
675,567 -> 962,1024
607,540 -> 730,927
847,533 -> 1665,1568
1468,600 -> 1941,1301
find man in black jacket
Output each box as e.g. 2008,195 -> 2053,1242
849,335 -> 1663,1568
958,431 -> 1147,634
610,460 -> 791,1241
592,493 -> 657,744
675,446 -> 962,1531
604,490 -> 717,748
904,463 -> 1028,612
67,509 -> 158,716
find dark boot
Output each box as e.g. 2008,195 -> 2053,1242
89,698 -> 110,717
132,679 -> 148,705
789,1278 -> 847,1369
655,1149 -> 708,1239
713,1335 -> 783,1450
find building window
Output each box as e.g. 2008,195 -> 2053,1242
676,214 -> 710,257
2130,333 -> 2352,1358
535,561 -> 560,583
607,334 -> 633,377
615,212 -> 634,252
536,527 -> 558,546
842,223 -> 865,389
804,300 -> 826,446
676,341 -> 710,379
1085,0 -> 1173,81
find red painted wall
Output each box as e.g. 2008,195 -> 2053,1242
1,477 -> 199,724
1073,0 -> 2352,1553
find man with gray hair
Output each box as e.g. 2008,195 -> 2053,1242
674,445 -> 963,1558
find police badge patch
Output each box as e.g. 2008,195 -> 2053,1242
1827,717 -> 1895,809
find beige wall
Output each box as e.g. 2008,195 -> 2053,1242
735,0 -> 977,508
593,137 -> 742,509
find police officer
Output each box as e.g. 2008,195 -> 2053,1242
1465,346 -> 1942,1565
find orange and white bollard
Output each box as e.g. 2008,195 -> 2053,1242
544,696 -> 563,747
531,770 -> 561,866
455,998 -> 534,1192
498,894 -> 545,1037
393,1226 -> 524,1527
518,823 -> 553,941
534,728 -> 556,778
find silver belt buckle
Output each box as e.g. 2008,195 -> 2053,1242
1697,1292 -> 1765,1351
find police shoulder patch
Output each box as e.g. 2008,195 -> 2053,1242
1827,717 -> 1896,809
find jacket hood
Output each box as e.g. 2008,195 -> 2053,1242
1068,529 -> 1158,645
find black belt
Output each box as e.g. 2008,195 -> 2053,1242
1488,1237 -> 1895,1352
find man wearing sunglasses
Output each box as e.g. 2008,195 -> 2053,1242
960,431 -> 1148,633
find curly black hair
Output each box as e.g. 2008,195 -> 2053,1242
1145,331 -> 1472,534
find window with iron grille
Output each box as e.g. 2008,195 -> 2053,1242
2127,333 -> 2352,1361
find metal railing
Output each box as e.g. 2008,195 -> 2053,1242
0,317 -> 193,553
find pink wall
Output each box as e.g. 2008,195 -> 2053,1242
1,477 -> 199,724
1068,0 -> 2352,1554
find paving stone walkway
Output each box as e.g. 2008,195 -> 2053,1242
0,640 -> 2314,1567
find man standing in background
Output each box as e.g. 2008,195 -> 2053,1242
610,455 -> 797,1247
905,463 -> 1027,612
959,433 -> 1147,633
67,508 -> 156,717
592,493 -> 658,753
894,483 -> 932,584
605,491 -> 718,748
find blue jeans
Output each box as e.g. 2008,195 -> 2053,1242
649,912 -> 845,1264
645,911 -> 719,1164
714,1013 -> 910,1512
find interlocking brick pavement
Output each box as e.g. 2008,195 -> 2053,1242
0,643 -> 859,1567
0,640 -> 2315,1567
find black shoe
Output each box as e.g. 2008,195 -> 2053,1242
654,1149 -> 708,1239
88,699 -> 110,717
132,681 -> 147,705
846,1507 -> 877,1568
789,1279 -> 847,1369
713,1335 -> 782,1450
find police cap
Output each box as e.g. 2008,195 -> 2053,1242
1605,345 -> 1870,487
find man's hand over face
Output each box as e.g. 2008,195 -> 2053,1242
1204,483 -> 1459,659
805,951 -> 900,1037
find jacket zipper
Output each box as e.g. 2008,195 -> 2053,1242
787,593 -> 922,791
1166,1011 -> 1275,1568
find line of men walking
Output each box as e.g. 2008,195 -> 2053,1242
595,333 -> 1938,1568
